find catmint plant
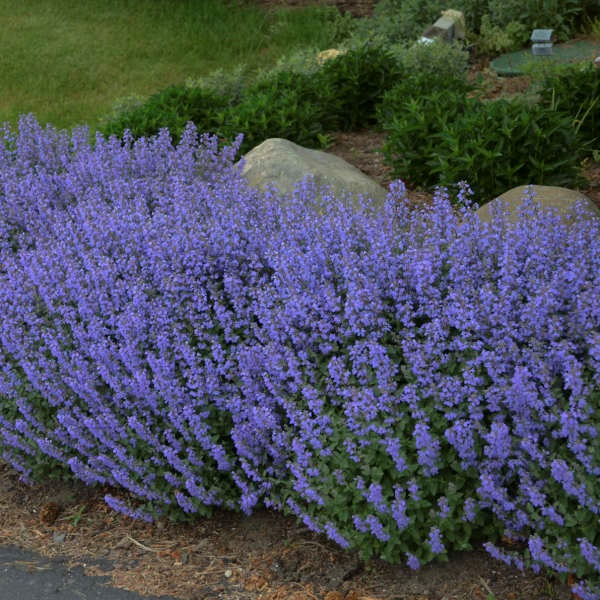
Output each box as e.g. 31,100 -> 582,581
0,116 -> 599,598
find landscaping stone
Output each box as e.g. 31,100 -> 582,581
476,184 -> 600,224
239,138 -> 388,206
422,9 -> 465,43
317,48 -> 346,64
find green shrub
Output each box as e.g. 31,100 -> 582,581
486,0 -> 593,41
383,40 -> 472,102
218,70 -> 334,153
185,64 -> 252,106
538,61 -> 600,156
101,85 -> 230,143
101,42 -> 405,151
258,46 -> 323,78
378,88 -> 468,189
352,0 -> 445,44
350,0 -> 599,45
317,44 -> 402,130
475,15 -> 528,56
380,90 -> 582,200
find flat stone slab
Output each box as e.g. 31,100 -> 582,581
476,184 -> 600,224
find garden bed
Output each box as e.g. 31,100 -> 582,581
1,2 -> 600,599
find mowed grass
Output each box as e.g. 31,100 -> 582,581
0,0 -> 342,129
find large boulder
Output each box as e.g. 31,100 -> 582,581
476,185 -> 600,224
238,138 -> 388,207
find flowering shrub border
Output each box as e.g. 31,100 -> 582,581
1,116 -> 599,598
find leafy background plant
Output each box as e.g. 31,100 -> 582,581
538,61 -> 600,157
380,91 -> 582,200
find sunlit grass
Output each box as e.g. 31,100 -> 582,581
0,0 -> 342,129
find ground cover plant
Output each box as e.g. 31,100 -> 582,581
2,2 -> 600,599
0,116 -> 599,598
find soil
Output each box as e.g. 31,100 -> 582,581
256,0 -> 377,18
1,2 -> 599,599
0,461 -> 574,600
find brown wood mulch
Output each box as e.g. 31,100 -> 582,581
0,460 -> 573,600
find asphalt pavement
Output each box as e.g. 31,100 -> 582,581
0,545 -> 175,600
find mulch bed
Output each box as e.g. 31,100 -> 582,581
0,461 -> 572,600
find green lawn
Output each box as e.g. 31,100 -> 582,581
0,0 -> 341,129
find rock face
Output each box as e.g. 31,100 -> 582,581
239,138 -> 388,206
476,185 -> 600,224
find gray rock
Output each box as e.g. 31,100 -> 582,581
422,15 -> 456,42
238,138 -> 388,207
421,10 -> 465,43
476,185 -> 600,224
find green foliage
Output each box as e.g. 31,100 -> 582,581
185,65 -> 252,106
259,47 -> 323,78
384,40 -> 471,101
219,71 -> 335,153
317,45 -> 402,130
380,89 -> 582,200
0,355 -> 75,484
101,43 -> 405,150
379,89 -> 468,189
269,329 -> 506,567
584,15 -> 600,41
538,61 -> 600,156
353,0 -> 445,44
101,85 -> 231,142
486,0 -> 592,41
349,0 -> 599,46
476,16 -> 528,56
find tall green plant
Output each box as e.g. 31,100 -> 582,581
538,62 -> 600,156
318,45 -> 402,130
380,90 -> 582,200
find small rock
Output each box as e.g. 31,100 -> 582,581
224,569 -> 233,579
422,9 -> 465,43
441,9 -> 466,39
52,532 -> 66,544
317,48 -> 347,65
